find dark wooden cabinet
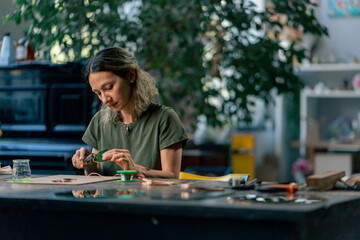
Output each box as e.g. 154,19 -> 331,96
0,62 -> 95,138
0,62 -> 97,172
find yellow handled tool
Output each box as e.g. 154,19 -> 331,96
179,171 -> 249,182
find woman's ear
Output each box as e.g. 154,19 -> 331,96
129,69 -> 136,83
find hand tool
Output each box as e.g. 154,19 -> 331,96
256,182 -> 299,194
229,178 -> 261,190
81,149 -> 108,166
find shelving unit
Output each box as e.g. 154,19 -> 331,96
296,63 -> 360,72
274,63 -> 360,179
300,89 -> 360,149
296,64 -> 360,174
295,63 -> 360,89
303,89 -> 360,98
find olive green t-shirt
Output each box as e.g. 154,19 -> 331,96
82,103 -> 188,176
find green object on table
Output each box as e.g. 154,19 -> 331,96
12,178 -> 31,182
93,149 -> 108,162
117,170 -> 137,182
81,149 -> 108,166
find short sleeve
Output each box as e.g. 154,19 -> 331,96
82,111 -> 101,150
159,108 -> 188,150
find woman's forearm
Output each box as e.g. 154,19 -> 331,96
134,164 -> 178,179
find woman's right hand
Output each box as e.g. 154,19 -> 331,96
72,147 -> 91,169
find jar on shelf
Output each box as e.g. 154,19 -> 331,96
16,37 -> 27,62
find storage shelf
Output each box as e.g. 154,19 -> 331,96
303,90 -> 360,98
296,63 -> 360,72
293,140 -> 360,152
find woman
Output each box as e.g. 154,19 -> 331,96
71,47 -> 188,179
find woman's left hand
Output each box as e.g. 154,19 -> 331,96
102,149 -> 136,171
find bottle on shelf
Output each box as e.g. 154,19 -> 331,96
16,37 -> 27,62
0,33 -> 16,65
26,40 -> 35,61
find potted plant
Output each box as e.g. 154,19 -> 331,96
4,0 -> 328,131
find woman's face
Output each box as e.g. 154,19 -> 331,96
89,71 -> 132,112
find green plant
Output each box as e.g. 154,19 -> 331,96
4,0 -> 328,130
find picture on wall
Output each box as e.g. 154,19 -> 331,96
328,0 -> 360,17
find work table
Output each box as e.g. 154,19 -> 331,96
1,174 -> 360,240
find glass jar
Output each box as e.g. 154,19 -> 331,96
12,159 -> 31,182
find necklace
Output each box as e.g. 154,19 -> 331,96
118,115 -> 132,132
120,114 -> 138,132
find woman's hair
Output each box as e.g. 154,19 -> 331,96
84,47 -> 158,124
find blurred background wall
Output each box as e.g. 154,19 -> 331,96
0,0 -> 31,40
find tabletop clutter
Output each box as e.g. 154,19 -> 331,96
0,158 -> 358,194
1,152 -> 359,200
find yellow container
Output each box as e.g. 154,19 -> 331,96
231,135 -> 255,180
231,135 -> 254,150
232,154 -> 255,180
